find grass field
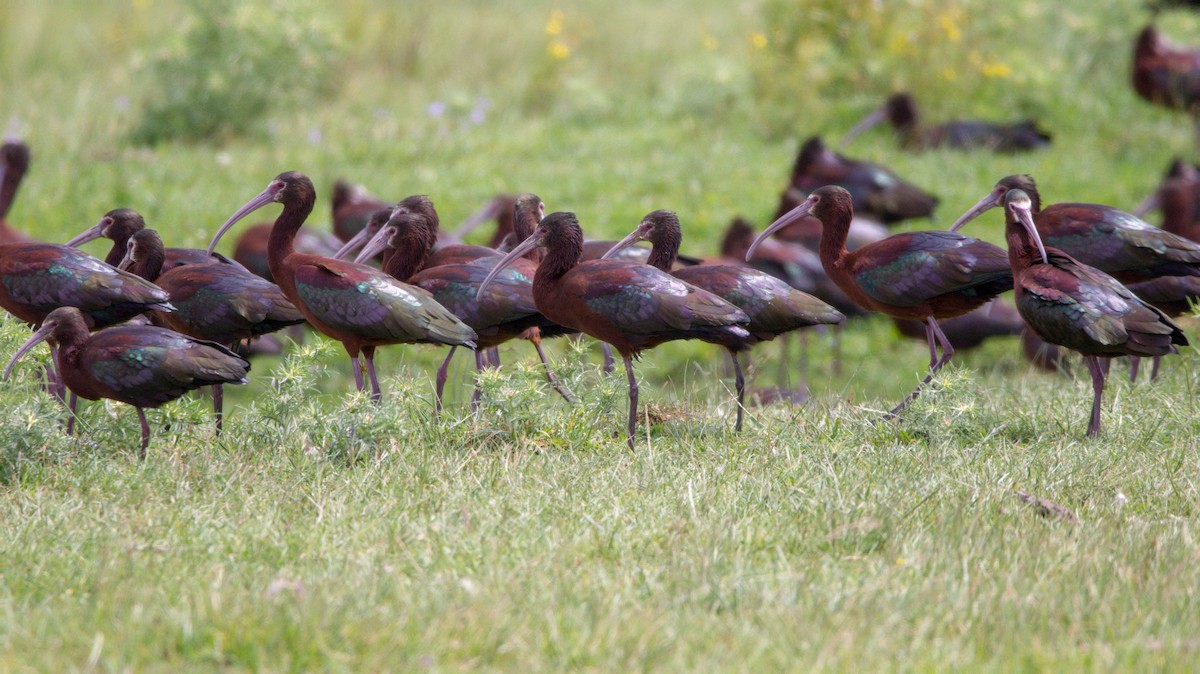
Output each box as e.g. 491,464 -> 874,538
2,0 -> 1200,670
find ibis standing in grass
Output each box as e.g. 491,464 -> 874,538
971,189 -> 1186,437
207,171 -> 477,401
477,211 -> 750,449
749,185 -> 1012,417
603,209 -> 844,430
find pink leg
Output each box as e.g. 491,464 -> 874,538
623,354 -> 638,450
1085,355 -> 1106,438
363,346 -> 382,402
350,355 -> 365,393
435,346 -> 457,412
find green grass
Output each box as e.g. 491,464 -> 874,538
2,0 -> 1200,670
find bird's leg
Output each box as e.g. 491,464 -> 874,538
137,407 -> 150,461
45,343 -> 65,404
65,392 -> 78,435
1085,355 -> 1106,438
350,355 -> 365,393
435,346 -> 457,413
1151,356 -> 1162,382
601,342 -> 615,374
623,354 -> 638,450
212,384 -> 224,435
487,347 -> 501,368
471,348 -> 486,411
886,317 -> 954,420
532,338 -> 573,403
1129,357 -> 1141,384
363,346 -> 382,403
728,349 -> 745,432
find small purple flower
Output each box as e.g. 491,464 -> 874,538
427,101 -> 447,118
307,126 -> 322,145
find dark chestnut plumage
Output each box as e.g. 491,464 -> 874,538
750,185 -> 1013,417
353,193 -> 572,408
990,189 -> 1186,437
207,171 -> 476,401
65,208 -> 243,273
840,92 -> 1051,152
3,306 -> 250,458
1132,25 -> 1200,141
331,179 -> 388,243
781,136 -> 938,224
120,228 -> 305,431
603,209 -> 844,430
0,137 -> 32,244
477,211 -> 751,449
951,174 -> 1200,283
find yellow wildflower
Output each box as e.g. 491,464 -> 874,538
982,61 -> 1012,78
751,32 -> 768,49
937,12 -> 961,43
548,41 -> 570,60
703,35 -> 719,51
546,9 -> 564,36
942,67 -> 957,81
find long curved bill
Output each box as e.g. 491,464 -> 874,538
949,186 -> 1004,232
335,223 -> 380,260
64,217 -> 107,248
838,106 -> 887,148
476,232 -> 540,302
449,197 -> 504,241
600,226 -> 647,260
747,194 -> 818,260
1008,195 -> 1048,264
1130,190 -> 1161,218
354,225 -> 397,264
207,181 -> 283,256
3,323 -> 54,381
118,245 -> 134,271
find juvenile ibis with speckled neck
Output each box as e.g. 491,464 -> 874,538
4,306 -> 250,458
782,136 -> 938,224
977,189 -> 1186,437
120,228 -> 305,431
603,209 -> 843,430
0,137 -> 32,244
354,194 -> 574,408
840,92 -> 1051,153
749,185 -> 1012,417
951,175 -> 1200,283
206,171 -> 477,401
477,211 -> 750,449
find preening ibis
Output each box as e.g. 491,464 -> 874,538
781,136 -> 938,224
355,194 -> 574,408
0,137 -> 32,244
120,228 -> 305,431
207,171 -> 477,401
987,189 -> 1186,437
603,209 -> 844,430
477,211 -> 750,449
840,92 -> 1051,152
3,306 -> 250,458
951,174 -> 1200,283
750,185 -> 1012,417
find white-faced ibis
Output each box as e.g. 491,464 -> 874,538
771,187 -> 889,251
355,194 -> 574,408
840,92 -> 1052,153
477,211 -> 750,449
952,175 -> 1200,283
3,306 -> 250,458
207,171 -> 476,401
1132,25 -> 1200,143
65,208 -> 242,273
603,209 -> 844,430
0,242 -> 171,328
0,137 -> 32,244
120,228 -> 305,431
984,189 -> 1187,437
783,136 -> 938,224
750,186 -> 1012,417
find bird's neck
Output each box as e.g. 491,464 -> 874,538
129,250 -> 165,283
536,240 -> 581,284
0,166 -> 20,221
267,195 -> 315,276
817,212 -> 851,272
1006,222 -> 1042,273
384,240 -> 429,281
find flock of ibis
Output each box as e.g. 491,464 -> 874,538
2,22 -> 1200,454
